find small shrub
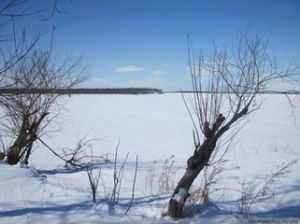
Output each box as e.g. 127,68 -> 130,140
144,161 -> 158,195
158,155 -> 176,194
86,167 -> 101,203
237,159 -> 298,217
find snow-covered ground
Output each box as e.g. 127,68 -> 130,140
1,93 -> 300,223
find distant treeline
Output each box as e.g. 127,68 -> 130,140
0,88 -> 163,95
1,88 -> 298,95
168,90 -> 300,95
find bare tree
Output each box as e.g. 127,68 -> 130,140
0,48 -> 85,165
0,0 -> 66,84
167,33 -> 300,218
0,1 -> 87,166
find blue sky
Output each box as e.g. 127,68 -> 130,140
9,0 -> 300,90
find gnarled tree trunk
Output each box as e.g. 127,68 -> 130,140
167,130 -> 219,217
6,112 -> 48,165
167,111 -> 244,217
6,114 -> 30,165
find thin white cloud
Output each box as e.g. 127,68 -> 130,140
151,69 -> 165,76
114,65 -> 144,73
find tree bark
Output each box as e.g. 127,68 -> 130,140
167,137 -> 217,217
167,114 -> 227,218
6,113 -> 29,164
7,138 -> 26,165
167,110 -> 249,217
6,112 -> 48,165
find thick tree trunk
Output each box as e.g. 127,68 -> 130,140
6,112 -> 47,165
6,114 -> 30,165
0,152 -> 5,160
6,134 -> 28,165
167,168 -> 201,217
166,111 -> 249,218
167,136 -> 218,217
6,146 -> 21,165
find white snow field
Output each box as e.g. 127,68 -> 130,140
1,93 -> 300,223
